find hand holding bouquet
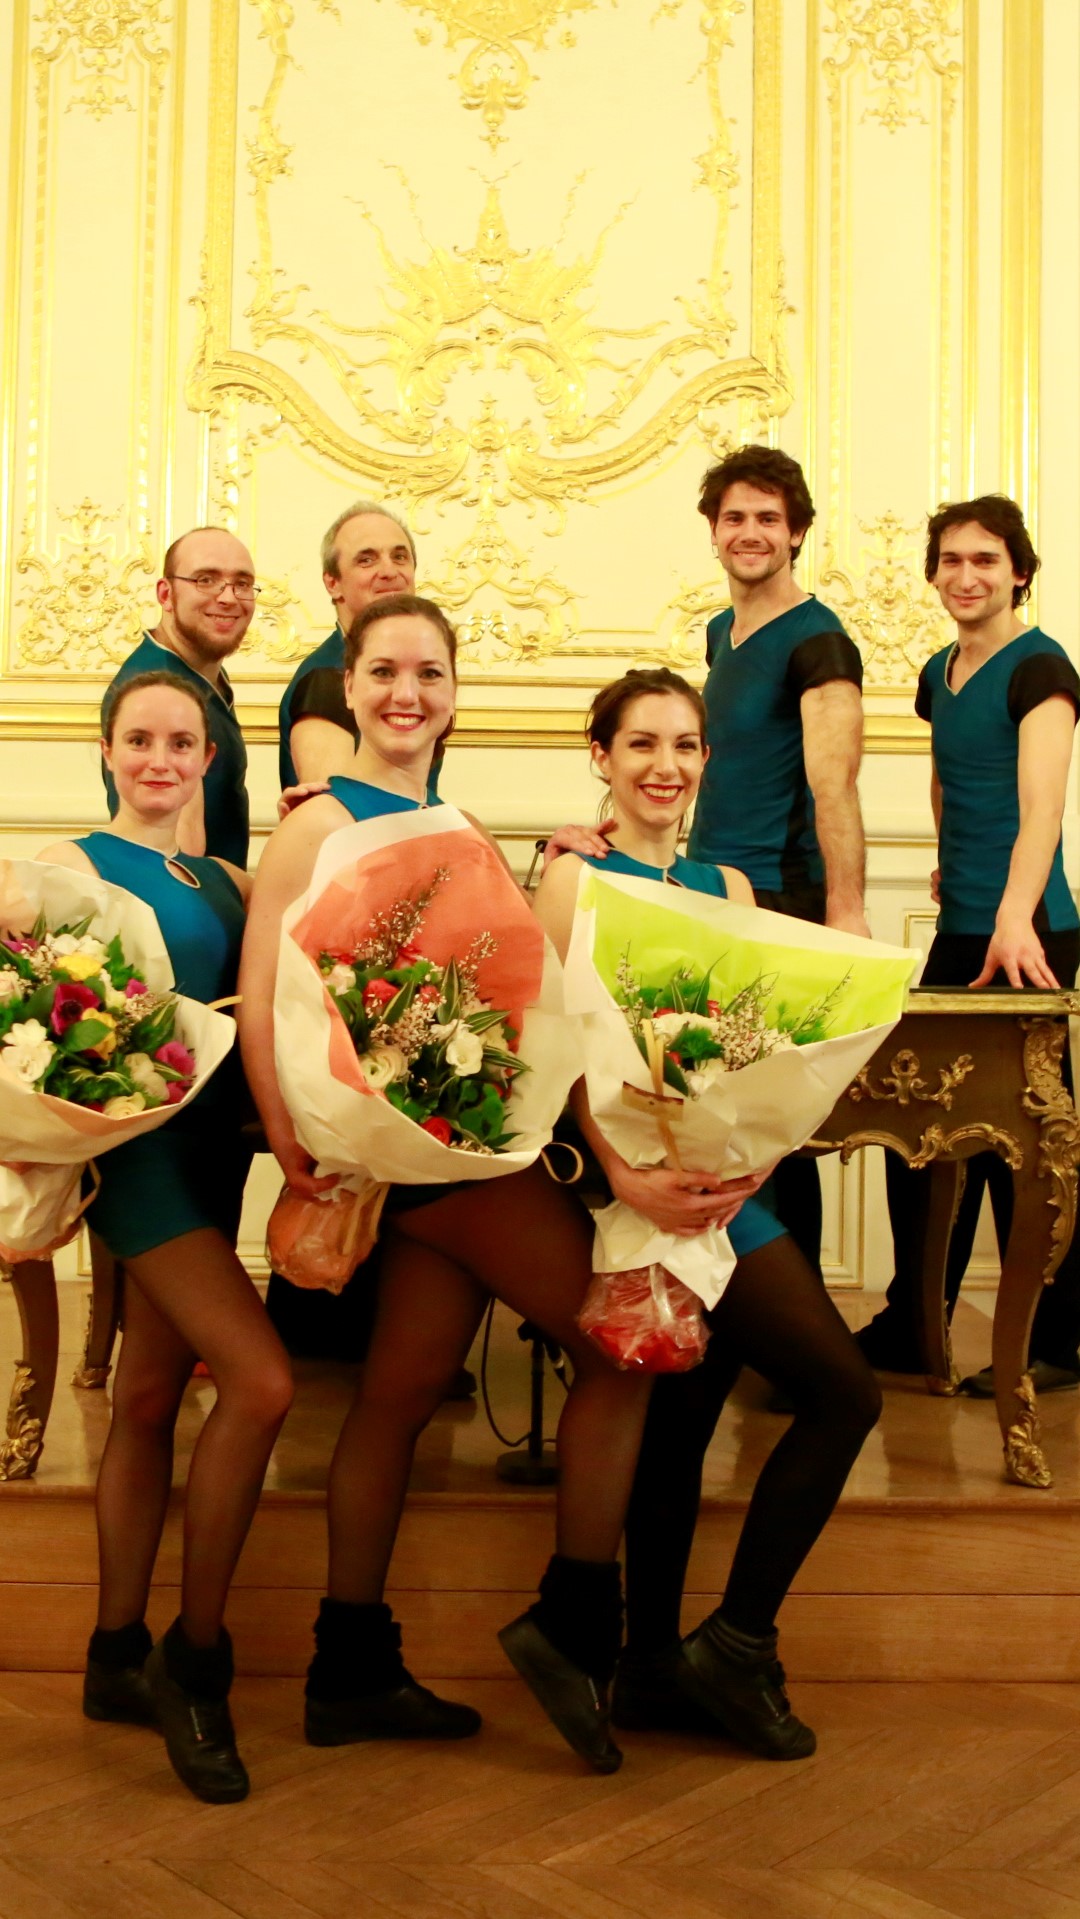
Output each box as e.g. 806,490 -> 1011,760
566,866 -> 918,1311
270,806 -> 579,1285
0,860 -> 237,1264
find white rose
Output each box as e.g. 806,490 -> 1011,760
359,1044 -> 408,1091
324,963 -> 357,995
445,1025 -> 484,1076
685,1059 -> 727,1098
0,969 -> 26,1004
103,1092 -> 147,1118
48,933 -> 106,961
126,1052 -> 169,1102
0,1018 -> 55,1086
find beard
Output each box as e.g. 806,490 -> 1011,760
171,603 -> 251,668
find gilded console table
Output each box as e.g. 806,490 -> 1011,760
807,988 -> 1080,1491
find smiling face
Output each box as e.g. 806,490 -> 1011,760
325,513 -> 417,625
344,613 -> 456,768
711,480 -> 799,586
157,528 -> 257,667
931,521 -> 1026,628
102,685 -> 214,823
592,692 -> 707,833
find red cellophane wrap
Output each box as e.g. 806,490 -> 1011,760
266,1181 -> 388,1294
576,1263 -> 710,1373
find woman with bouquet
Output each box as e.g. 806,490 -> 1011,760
240,593 -> 651,1773
38,670 -> 293,1804
533,667 -> 882,1760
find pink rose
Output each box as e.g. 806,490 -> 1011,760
363,978 -> 398,1010
155,1040 -> 196,1077
395,942 -> 423,966
417,985 -> 441,1004
50,981 -> 101,1035
124,977 -> 149,999
1,938 -> 33,955
164,1080 -> 186,1105
420,1116 -> 453,1145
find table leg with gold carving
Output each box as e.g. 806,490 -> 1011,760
993,1015 -> 1080,1488
72,1229 -> 120,1390
0,1260 -> 58,1480
917,1159 -> 963,1394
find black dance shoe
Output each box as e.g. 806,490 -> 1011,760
679,1615 -> 816,1760
611,1646 -> 730,1735
498,1612 -> 622,1773
83,1658 -> 158,1729
958,1358 -> 1080,1398
305,1679 -> 481,1746
145,1642 -> 250,1803
853,1308 -> 924,1375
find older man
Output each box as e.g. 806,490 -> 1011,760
278,502 -> 416,789
102,526 -> 257,866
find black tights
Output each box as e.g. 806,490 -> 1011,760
624,1234 -> 881,1651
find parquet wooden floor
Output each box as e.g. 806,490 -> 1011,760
1,1672 -> 1080,1918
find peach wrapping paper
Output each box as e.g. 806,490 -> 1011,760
274,807 -> 579,1191
0,861 -> 238,1260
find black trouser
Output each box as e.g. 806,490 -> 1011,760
883,928 -> 1080,1367
753,884 -> 827,1274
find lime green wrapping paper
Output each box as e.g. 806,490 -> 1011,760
564,866 -> 920,1306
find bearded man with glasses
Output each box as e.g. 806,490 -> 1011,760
101,528 -> 259,865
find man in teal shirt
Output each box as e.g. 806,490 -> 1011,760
857,495 -> 1080,1390
101,527 -> 256,867
278,501 -> 416,790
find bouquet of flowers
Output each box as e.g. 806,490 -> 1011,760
566,866 -> 918,1329
0,860 -> 238,1263
271,805 -> 579,1284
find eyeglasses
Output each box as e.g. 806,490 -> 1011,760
169,573 -> 261,602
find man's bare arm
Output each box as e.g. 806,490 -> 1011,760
800,678 -> 869,937
970,693 -> 1076,989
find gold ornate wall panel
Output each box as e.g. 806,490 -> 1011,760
0,0 -> 1063,748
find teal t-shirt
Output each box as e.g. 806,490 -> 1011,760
687,596 -> 862,891
101,634 -> 249,869
916,628 -> 1080,935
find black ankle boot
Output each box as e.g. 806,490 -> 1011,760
146,1623 -> 249,1803
611,1643 -> 726,1736
498,1556 -> 624,1774
679,1613 -> 816,1760
83,1621 -> 157,1728
304,1599 -> 481,1745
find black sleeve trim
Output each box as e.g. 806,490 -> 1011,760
786,629 -> 864,695
288,667 -> 357,737
914,665 -> 933,722
1007,653 -> 1080,726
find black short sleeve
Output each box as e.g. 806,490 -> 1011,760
786,630 -> 863,696
914,664 -> 933,722
1007,653 -> 1080,726
288,667 -> 358,740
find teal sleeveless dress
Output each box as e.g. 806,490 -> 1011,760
580,848 -> 785,1260
75,835 -> 251,1259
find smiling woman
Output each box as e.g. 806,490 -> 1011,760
33,669 -> 288,1809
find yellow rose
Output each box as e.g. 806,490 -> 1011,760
56,953 -> 104,983
85,1011 -> 117,1060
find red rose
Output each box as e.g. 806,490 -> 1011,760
50,980 -> 101,1036
395,942 -> 424,966
164,1081 -> 186,1105
420,1116 -> 453,1145
155,1041 -> 196,1078
417,984 -> 441,1004
707,1000 -> 722,1017
363,978 -> 398,1010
